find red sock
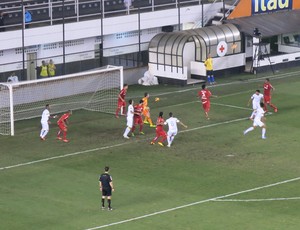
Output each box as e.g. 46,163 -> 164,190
270,104 -> 277,110
122,107 -> 126,115
139,124 -> 143,132
63,131 -> 67,139
131,125 -> 136,133
152,136 -> 158,142
115,108 -> 120,116
161,135 -> 167,143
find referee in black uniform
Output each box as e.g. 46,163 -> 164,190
99,166 -> 114,210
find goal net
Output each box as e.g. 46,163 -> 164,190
0,65 -> 123,136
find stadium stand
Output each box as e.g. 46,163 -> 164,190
154,0 -> 175,5
52,4 -> 76,19
132,0 -> 152,8
104,0 -> 126,12
0,0 -> 202,31
79,1 -> 101,16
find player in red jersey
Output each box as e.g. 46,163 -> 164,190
57,110 -> 72,142
131,99 -> 144,136
150,111 -> 167,146
198,84 -> 214,120
263,78 -> 278,113
115,84 -> 128,118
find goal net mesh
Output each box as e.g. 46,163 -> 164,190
0,65 -> 122,136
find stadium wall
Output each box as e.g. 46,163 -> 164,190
1,4 -> 216,79
0,5 -> 204,50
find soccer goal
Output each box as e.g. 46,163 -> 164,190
0,65 -> 123,136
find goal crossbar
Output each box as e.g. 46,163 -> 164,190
0,65 -> 123,136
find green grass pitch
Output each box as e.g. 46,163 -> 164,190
1,68 -> 300,230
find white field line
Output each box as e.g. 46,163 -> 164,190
165,100 -> 197,107
215,89 -> 254,99
213,197 -> 300,202
179,117 -> 248,133
0,142 -> 131,171
0,116 -> 249,171
211,102 -> 252,111
148,70 -> 300,98
166,98 -> 252,111
1,70 -> 296,171
84,176 -> 300,230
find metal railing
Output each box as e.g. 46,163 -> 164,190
1,0 -> 223,80
216,0 -> 239,23
0,0 -> 203,32
193,0 -> 239,28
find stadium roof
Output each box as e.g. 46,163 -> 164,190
226,10 -> 300,38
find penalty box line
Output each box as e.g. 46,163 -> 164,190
1,69 -> 284,172
166,100 -> 252,111
0,142 -> 132,171
0,115 -> 250,171
84,176 -> 300,230
146,70 -> 300,99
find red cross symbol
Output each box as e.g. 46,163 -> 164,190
219,45 -> 225,53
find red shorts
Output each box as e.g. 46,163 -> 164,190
117,100 -> 126,108
202,101 -> 210,112
58,123 -> 67,131
264,96 -> 271,104
156,128 -> 167,138
134,116 -> 143,125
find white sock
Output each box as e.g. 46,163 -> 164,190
40,129 -> 48,138
43,130 -> 48,138
170,136 -> 174,145
123,127 -> 131,137
244,127 -> 254,134
262,128 -> 266,138
167,136 -> 171,146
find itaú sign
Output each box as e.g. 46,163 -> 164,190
252,0 -> 292,14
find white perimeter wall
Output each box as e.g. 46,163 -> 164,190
0,5 -> 205,50
0,5 -> 206,73
0,3 -> 226,74
191,53 -> 246,76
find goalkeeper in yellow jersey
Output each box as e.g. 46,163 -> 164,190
142,92 -> 156,128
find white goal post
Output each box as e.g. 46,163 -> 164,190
0,65 -> 123,136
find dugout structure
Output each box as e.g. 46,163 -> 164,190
148,24 -> 244,85
0,65 -> 123,136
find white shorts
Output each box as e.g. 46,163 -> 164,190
126,117 -> 133,128
253,119 -> 264,127
252,102 -> 260,110
167,130 -> 178,138
41,121 -> 49,131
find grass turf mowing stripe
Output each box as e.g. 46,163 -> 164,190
0,116 -> 251,171
84,176 -> 300,229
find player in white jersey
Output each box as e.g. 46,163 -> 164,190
243,102 -> 267,139
123,99 -> 134,139
247,89 -> 264,119
164,112 -> 187,147
40,104 -> 57,141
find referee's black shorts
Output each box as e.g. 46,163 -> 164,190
102,187 -> 112,196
